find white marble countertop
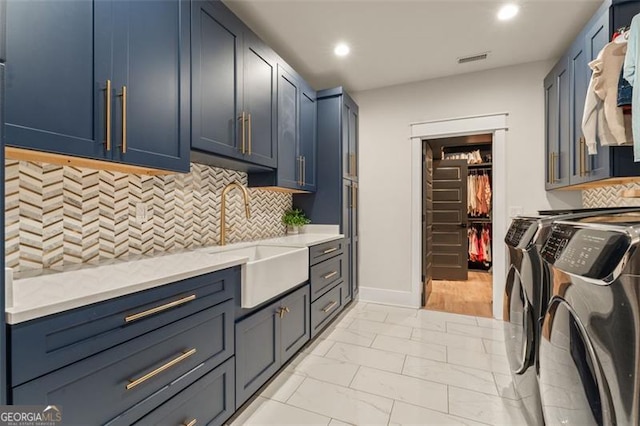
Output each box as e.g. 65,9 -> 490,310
6,230 -> 343,325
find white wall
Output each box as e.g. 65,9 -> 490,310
354,60 -> 582,302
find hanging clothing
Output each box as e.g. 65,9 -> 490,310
467,172 -> 492,217
618,67 -> 633,106
623,14 -> 640,162
468,224 -> 492,268
583,40 -> 632,155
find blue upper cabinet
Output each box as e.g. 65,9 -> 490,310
191,0 -> 244,163
111,0 -> 191,172
299,82 -> 317,192
248,63 -> 316,192
4,0 -> 190,172
545,0 -> 640,190
243,32 -> 277,168
191,0 -> 276,170
5,0 -> 112,160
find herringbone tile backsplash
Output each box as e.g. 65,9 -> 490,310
5,160 -> 292,272
582,182 -> 640,208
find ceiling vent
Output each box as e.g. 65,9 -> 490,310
457,52 -> 489,64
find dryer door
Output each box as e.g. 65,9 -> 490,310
503,265 -> 534,374
539,298 -> 610,426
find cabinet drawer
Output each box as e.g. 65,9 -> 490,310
11,301 -> 234,425
132,357 -> 235,426
311,284 -> 344,338
310,254 -> 345,301
309,239 -> 344,266
10,267 -> 239,387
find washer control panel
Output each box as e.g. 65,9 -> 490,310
541,225 -> 630,279
505,219 -> 537,248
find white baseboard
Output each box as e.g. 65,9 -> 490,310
357,286 -> 420,308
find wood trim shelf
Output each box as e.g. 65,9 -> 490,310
5,147 -> 175,176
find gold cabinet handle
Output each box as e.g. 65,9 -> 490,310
302,156 -> 306,186
548,152 -> 552,184
581,137 -> 589,175
322,301 -> 337,313
298,156 -> 303,186
277,307 -> 286,319
323,247 -> 338,254
104,80 -> 112,151
352,153 -> 357,178
353,183 -> 357,209
183,419 -> 197,426
118,86 -> 127,153
247,113 -> 252,155
239,112 -> 246,154
126,348 -> 196,390
124,295 -> 197,323
323,271 -> 338,280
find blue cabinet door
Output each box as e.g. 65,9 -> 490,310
300,84 -> 317,192
112,0 -> 190,172
5,0 -> 112,159
569,37 -> 591,185
243,32 -> 277,168
191,0 -> 244,161
235,301 -> 280,408
280,285 -> 310,363
583,9 -> 611,182
545,57 -> 571,189
276,66 -> 300,189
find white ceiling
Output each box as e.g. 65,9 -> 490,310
223,0 -> 602,92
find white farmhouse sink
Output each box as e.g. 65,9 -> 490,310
217,245 -> 309,308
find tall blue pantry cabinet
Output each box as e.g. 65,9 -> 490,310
0,0 -> 6,406
294,88 -> 359,302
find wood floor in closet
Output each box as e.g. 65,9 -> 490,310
425,272 -> 493,318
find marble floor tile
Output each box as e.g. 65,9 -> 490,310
259,371 -> 306,403
418,309 -> 479,326
482,338 -> 508,356
231,397 -> 331,425
287,377 -> 394,425
447,348 -> 511,374
328,420 -> 353,426
371,334 -> 447,363
350,366 -> 448,413
333,317 -> 355,329
324,341 -> 406,373
323,326 -> 377,347
402,355 -> 499,396
447,322 -> 505,342
287,353 -> 360,387
389,401 -> 488,426
493,373 -> 519,401
411,328 -> 486,353
344,309 -> 389,323
302,338 -> 335,357
448,387 -> 527,425
475,316 -> 503,330
361,303 -> 419,318
384,313 -> 447,332
348,318 -> 413,339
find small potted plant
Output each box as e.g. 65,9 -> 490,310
282,208 -> 310,235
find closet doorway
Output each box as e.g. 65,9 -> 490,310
422,134 -> 494,318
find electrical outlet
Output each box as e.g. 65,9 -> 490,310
135,203 -> 148,224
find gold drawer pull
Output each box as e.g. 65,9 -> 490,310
119,86 -> 127,153
323,271 -> 338,280
127,348 -> 197,390
183,419 -> 197,426
104,79 -> 112,151
323,247 -> 338,254
125,295 -> 197,323
322,301 -> 338,313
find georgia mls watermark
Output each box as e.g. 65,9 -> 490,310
0,406 -> 62,426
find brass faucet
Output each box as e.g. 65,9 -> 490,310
220,182 -> 251,246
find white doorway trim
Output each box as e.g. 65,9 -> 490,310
410,113 -> 509,319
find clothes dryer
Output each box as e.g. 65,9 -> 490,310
538,211 -> 640,425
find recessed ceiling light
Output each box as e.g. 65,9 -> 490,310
334,43 -> 350,57
497,4 -> 519,21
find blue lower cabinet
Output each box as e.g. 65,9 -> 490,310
280,285 -> 311,364
10,267 -> 238,387
235,283 -> 310,408
131,357 -> 235,426
235,298 -> 281,408
311,282 -> 343,339
11,301 -> 234,424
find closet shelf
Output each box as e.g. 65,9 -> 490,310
468,163 -> 492,169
